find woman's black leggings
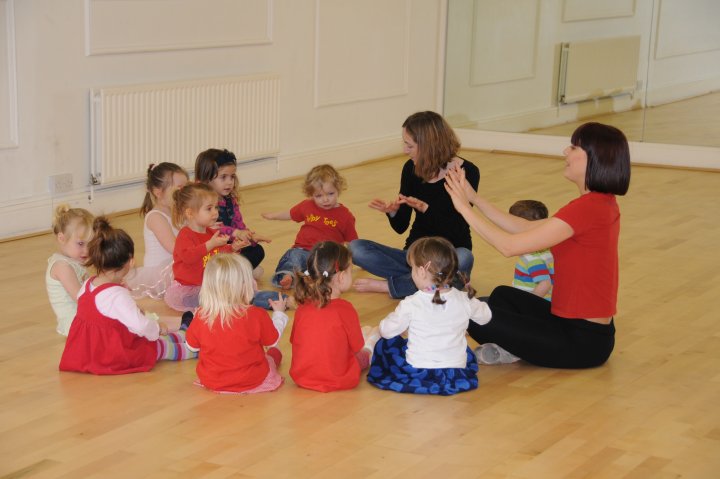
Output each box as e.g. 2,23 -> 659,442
467,286 -> 615,369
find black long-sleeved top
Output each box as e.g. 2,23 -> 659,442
388,158 -> 480,250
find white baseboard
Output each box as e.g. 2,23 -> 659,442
0,135 -> 400,240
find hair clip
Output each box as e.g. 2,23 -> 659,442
303,270 -> 311,277
322,271 -> 329,278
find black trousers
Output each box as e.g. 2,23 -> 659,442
467,286 -> 615,369
240,243 -> 265,269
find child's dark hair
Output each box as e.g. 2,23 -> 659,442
509,200 -> 548,221
294,241 -> 352,308
86,216 -> 134,274
171,182 -> 217,229
140,162 -> 188,216
194,148 -> 240,197
407,237 -> 476,304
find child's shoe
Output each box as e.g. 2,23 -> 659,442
180,311 -> 194,330
475,343 -> 520,365
361,326 -> 381,353
267,347 -> 282,367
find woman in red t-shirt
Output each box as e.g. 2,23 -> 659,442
445,122 -> 631,368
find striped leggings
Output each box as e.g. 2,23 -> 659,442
156,330 -> 197,361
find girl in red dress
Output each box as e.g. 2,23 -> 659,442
290,241 -> 378,392
59,217 -> 196,375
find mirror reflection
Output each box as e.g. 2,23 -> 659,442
444,0 -> 720,148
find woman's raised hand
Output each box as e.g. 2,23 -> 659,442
368,198 -> 401,215
444,165 -> 476,211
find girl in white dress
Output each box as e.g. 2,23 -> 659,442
46,204 -> 94,336
125,163 -> 189,299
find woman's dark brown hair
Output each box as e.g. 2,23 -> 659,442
402,111 -> 460,182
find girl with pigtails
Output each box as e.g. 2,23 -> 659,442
289,241 -> 377,392
367,236 -> 491,396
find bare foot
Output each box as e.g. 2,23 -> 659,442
252,266 -> 264,280
353,278 -> 390,293
279,274 -> 293,290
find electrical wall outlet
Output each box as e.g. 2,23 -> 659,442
49,174 -> 73,195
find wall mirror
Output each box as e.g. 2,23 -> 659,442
444,0 -> 720,149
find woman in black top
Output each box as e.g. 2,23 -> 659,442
350,111 -> 480,298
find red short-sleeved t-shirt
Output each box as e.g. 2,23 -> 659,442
551,192 -> 620,318
290,298 -> 365,392
289,199 -> 358,250
186,306 -> 279,392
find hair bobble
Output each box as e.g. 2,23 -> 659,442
303,270 -> 310,276
322,271 -> 329,278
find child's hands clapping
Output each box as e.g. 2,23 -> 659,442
207,230 -> 231,250
233,229 -> 253,242
230,236 -> 251,252
249,231 -> 272,244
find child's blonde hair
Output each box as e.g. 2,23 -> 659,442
294,241 -> 352,308
52,204 -> 93,239
198,253 -> 255,329
194,148 -> 241,198
407,237 -> 475,305
140,162 -> 188,216
86,216 -> 134,274
171,182 -> 218,228
302,164 -> 347,197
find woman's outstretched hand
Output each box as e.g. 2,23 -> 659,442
444,165 -> 476,212
368,198 -> 402,215
397,194 -> 429,213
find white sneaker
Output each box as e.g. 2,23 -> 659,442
475,343 -> 520,365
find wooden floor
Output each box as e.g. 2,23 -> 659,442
1,152 -> 719,478
528,91 -> 720,148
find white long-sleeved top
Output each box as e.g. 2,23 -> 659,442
379,288 -> 492,369
78,279 -> 160,341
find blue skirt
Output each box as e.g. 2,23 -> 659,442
367,336 -> 478,396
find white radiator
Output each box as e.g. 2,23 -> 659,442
90,74 -> 280,186
557,36 -> 641,105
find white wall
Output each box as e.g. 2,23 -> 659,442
0,0 -> 446,239
444,0 -> 720,131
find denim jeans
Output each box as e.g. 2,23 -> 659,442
252,290 -> 288,310
271,247 -> 310,288
349,239 -> 474,299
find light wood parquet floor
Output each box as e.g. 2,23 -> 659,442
528,91 -> 720,148
1,151 -> 719,478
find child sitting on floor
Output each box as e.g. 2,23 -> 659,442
290,241 -> 376,392
367,236 -> 491,396
262,164 -> 358,289
186,254 -> 289,394
59,217 -> 196,375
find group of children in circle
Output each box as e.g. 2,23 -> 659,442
46,147 -> 554,396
